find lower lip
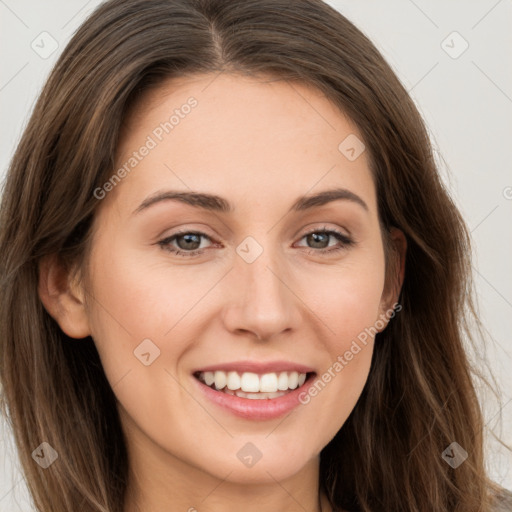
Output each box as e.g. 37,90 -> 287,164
193,374 -> 315,421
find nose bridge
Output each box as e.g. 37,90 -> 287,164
223,234 -> 300,340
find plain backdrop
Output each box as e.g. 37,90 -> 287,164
1,1 -> 511,510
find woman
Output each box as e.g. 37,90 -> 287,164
0,0 -> 510,511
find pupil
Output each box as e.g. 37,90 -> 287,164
178,233 -> 200,250
308,232 -> 328,249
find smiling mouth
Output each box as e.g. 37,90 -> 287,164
193,370 -> 315,400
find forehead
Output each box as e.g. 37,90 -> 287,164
107,73 -> 376,217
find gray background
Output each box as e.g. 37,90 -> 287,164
1,0 -> 511,509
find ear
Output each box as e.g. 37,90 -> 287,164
38,255 -> 91,339
376,227 -> 406,329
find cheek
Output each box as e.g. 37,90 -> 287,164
83,240 -> 183,388
304,247 -> 386,350
87,241 -> 199,343
293,250 -> 385,440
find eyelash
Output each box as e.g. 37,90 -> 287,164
157,226 -> 354,258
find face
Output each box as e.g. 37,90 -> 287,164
56,73 -> 402,487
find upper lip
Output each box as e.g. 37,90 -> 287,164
192,360 -> 316,375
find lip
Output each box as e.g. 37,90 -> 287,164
193,371 -> 316,421
192,360 -> 316,374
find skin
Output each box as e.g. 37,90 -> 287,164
39,73 -> 406,512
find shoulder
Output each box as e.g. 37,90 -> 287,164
490,486 -> 512,512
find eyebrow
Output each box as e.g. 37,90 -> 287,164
132,187 -> 369,215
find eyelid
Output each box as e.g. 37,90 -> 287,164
296,221 -> 352,239
156,223 -> 219,240
300,224 -> 351,240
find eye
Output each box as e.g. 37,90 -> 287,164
157,225 -> 354,258
157,230 -> 215,257
295,226 -> 354,255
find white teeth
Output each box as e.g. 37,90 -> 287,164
259,373 -> 278,392
198,370 -> 309,394
277,372 -> 289,391
226,371 -> 241,390
214,370 -> 227,390
240,372 -> 260,392
288,371 -> 299,389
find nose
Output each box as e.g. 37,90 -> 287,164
221,240 -> 302,341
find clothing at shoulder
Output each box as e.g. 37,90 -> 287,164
492,486 -> 512,512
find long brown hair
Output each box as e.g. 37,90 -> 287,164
0,0 -> 506,510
